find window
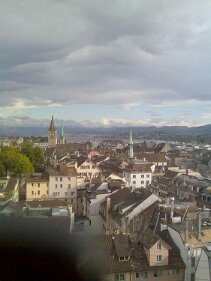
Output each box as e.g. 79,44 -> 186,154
55,177 -> 58,181
191,273 -> 195,281
135,272 -> 147,279
146,174 -> 150,178
65,192 -> 67,196
55,184 -> 57,189
60,177 -> 62,181
68,177 -> 71,180
141,181 -> 144,184
71,192 -> 74,196
146,180 -> 149,185
133,175 -> 136,179
157,255 -> 162,262
38,190 -> 40,195
68,184 -> 71,189
115,273 -> 125,281
141,175 -> 144,178
31,183 -> 34,187
38,183 -> 40,187
157,242 -> 161,250
191,257 -> 195,267
60,184 -> 62,188
92,165 -> 95,169
169,269 -> 180,276
31,191 -> 34,195
154,270 -> 161,278
133,181 -> 136,184
119,256 -> 129,261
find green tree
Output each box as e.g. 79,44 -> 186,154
0,147 -> 34,175
21,141 -> 45,171
0,162 -> 5,177
20,141 -> 34,162
32,146 -> 45,171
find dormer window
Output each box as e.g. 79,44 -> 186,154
157,242 -> 162,250
119,256 -> 129,261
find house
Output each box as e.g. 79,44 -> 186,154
25,173 -> 49,201
77,232 -> 185,281
135,153 -> 168,167
0,177 -> 19,206
153,142 -> 172,154
48,166 -> 77,211
123,163 -> 152,189
142,229 -> 171,267
163,211 -> 211,281
76,156 -> 101,180
100,188 -> 161,235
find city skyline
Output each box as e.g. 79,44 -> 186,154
1,0 -> 211,127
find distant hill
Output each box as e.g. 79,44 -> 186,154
0,124 -> 211,137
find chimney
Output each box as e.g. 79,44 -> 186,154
197,213 -> 202,241
170,197 -> 175,222
184,217 -> 189,243
106,197 -> 111,234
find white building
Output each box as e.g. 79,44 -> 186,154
123,163 -> 152,189
76,156 -> 101,180
48,167 -> 77,211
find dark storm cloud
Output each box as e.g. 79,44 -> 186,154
0,0 -> 211,109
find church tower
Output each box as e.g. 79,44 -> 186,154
48,116 -> 57,147
59,119 -> 65,144
128,130 -> 134,159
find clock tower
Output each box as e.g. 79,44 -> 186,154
48,116 -> 57,147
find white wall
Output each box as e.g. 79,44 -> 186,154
77,159 -> 101,180
195,249 -> 210,281
49,175 -> 77,210
123,171 -> 152,189
85,193 -> 113,235
167,225 -> 194,281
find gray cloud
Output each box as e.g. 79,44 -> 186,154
0,0 -> 211,110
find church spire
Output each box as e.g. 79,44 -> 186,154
48,116 -> 57,147
49,115 -> 56,131
59,119 -> 65,144
128,130 -> 134,159
60,119 -> 64,137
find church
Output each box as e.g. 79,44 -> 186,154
47,116 -> 93,155
48,116 -> 65,147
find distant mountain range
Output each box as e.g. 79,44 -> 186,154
0,124 -> 211,137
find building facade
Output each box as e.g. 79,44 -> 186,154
123,163 -> 152,189
26,173 -> 49,201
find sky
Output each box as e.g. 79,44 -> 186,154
0,0 -> 211,128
